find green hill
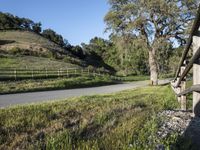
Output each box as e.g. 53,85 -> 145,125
0,30 -> 83,69
0,30 -> 63,52
0,56 -> 79,69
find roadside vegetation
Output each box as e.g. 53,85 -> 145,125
0,74 -> 151,94
0,85 -> 183,149
0,75 -> 117,94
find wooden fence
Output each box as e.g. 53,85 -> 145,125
171,5 -> 200,117
0,67 -> 121,81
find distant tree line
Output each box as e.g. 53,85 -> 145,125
0,12 -> 42,33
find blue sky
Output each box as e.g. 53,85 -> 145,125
0,0 -> 110,45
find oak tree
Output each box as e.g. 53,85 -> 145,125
105,0 -> 198,85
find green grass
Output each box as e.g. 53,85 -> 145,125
0,55 -> 78,69
0,75 -> 116,94
118,75 -> 149,82
0,85 -> 182,149
0,30 -> 84,67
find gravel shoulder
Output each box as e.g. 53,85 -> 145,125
157,110 -> 200,149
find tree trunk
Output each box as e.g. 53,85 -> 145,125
149,49 -> 158,85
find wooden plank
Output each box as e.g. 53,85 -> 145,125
181,63 -> 187,110
177,84 -> 200,96
175,5 -> 200,79
175,47 -> 200,88
193,34 -> 200,117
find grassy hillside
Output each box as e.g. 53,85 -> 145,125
0,56 -> 78,69
0,85 -> 181,149
0,30 -> 86,69
0,30 -> 63,54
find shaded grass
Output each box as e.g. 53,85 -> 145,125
0,85 -> 179,149
0,75 -> 116,94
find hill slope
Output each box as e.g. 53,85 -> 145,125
0,30 -> 84,69
0,56 -> 79,69
0,30 -> 65,54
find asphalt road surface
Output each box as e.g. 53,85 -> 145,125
0,80 -> 170,108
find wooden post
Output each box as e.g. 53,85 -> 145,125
176,76 -> 181,103
193,33 -> 200,117
32,69 -> 34,79
93,71 -> 95,76
14,69 -> 17,80
180,61 -> 187,110
75,69 -> 77,75
60,68 -> 62,77
58,69 -> 60,77
88,68 -> 90,75
81,69 -> 84,76
45,68 -> 48,77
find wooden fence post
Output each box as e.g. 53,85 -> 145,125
75,69 -> 77,75
81,69 -> 84,75
193,33 -> 200,117
60,68 -> 62,77
32,69 -> 34,79
93,71 -> 95,76
180,61 -> 187,110
176,76 -> 181,103
67,68 -> 69,77
58,69 -> 60,77
14,69 -> 17,80
45,68 -> 48,77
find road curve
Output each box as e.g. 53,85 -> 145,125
0,80 -> 170,108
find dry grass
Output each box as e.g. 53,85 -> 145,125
0,30 -> 63,53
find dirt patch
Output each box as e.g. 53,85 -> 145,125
61,110 -> 82,130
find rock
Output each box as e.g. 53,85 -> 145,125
155,144 -> 165,150
36,131 -> 45,141
157,110 -> 193,139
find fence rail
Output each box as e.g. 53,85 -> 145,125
0,68 -> 122,81
171,5 -> 200,117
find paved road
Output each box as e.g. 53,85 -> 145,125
0,80 -> 170,108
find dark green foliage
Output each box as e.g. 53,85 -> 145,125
104,0 -> 198,79
81,38 -> 116,72
0,12 -> 20,30
70,45 -> 86,59
42,29 -> 66,47
32,22 -> 41,34
0,12 -> 41,33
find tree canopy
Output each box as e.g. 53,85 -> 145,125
104,0 -> 198,84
